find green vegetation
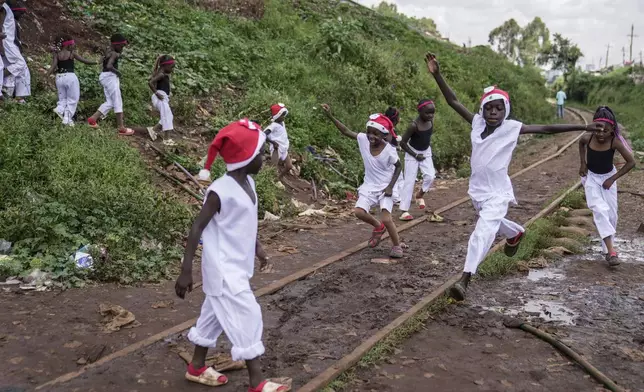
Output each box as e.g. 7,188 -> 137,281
570,69 -> 644,152
1,0 -> 556,284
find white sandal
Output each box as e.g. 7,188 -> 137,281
399,212 -> 414,221
416,198 -> 426,209
249,378 -> 292,392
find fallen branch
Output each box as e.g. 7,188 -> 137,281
154,167 -> 203,202
279,223 -> 328,230
174,161 -> 204,193
504,318 -> 626,392
618,190 -> 644,198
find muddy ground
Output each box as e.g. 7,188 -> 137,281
351,118 -> 644,391
15,115 -> 591,391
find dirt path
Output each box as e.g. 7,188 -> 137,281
349,114 -> 644,392
24,113 -> 591,392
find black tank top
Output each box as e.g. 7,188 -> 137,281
102,52 -> 119,72
587,135 -> 615,175
57,57 -> 75,73
409,119 -> 433,151
156,74 -> 170,95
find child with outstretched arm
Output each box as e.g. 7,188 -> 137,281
579,106 -> 636,266
321,104 -> 405,258
425,52 -> 603,300
175,119 -> 291,392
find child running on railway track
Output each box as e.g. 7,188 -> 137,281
579,106 -> 636,267
399,99 -> 437,221
175,118 -> 292,392
425,52 -> 604,300
87,34 -> 135,135
321,104 -> 404,258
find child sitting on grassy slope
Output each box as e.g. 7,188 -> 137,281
321,104 -> 405,258
425,52 -> 604,301
579,106 -> 636,267
175,118 -> 292,392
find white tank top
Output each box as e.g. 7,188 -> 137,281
357,133 -> 399,194
201,174 -> 258,296
2,4 -> 16,43
468,114 -> 522,203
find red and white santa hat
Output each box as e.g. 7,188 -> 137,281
198,119 -> 267,180
480,86 -> 511,119
366,113 -> 401,142
271,103 -> 288,121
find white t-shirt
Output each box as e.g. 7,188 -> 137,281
265,121 -> 290,151
356,133 -> 399,194
556,91 -> 567,105
468,114 -> 523,204
201,174 -> 258,296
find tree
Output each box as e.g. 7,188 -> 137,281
488,17 -> 550,67
373,1 -> 437,34
539,33 -> 583,81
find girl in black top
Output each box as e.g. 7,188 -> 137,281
398,99 -> 438,221
145,54 -> 176,141
579,106 -> 636,266
48,35 -> 97,126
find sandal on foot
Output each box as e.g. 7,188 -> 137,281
399,212 -> 414,221
118,128 -> 135,136
606,252 -> 620,267
368,223 -> 386,248
504,231 -> 524,257
449,282 -> 467,301
185,364 -> 228,386
53,109 -> 64,120
249,378 -> 292,392
390,245 -> 404,258
87,118 -> 99,128
147,126 -> 158,141
416,198 -> 426,210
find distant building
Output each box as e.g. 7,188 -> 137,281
585,64 -> 596,72
542,69 -> 563,84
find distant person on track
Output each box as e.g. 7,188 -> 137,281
579,106 -> 636,267
86,34 -> 135,135
321,104 -> 405,258
264,103 -> 297,180
1,0 -> 30,103
175,118 -> 292,392
48,35 -> 98,126
425,52 -> 604,301
556,88 -> 567,119
398,99 -> 437,221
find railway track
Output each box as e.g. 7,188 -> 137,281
36,108 -> 590,391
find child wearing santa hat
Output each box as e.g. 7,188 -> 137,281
321,104 -> 405,258
264,103 -> 295,179
398,99 -> 438,221
176,118 -> 292,392
425,53 -> 603,300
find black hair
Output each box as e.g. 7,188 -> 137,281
417,99 -> 434,111
110,33 -> 127,44
592,106 -> 617,125
53,34 -> 74,52
384,106 -> 400,125
150,54 -> 174,79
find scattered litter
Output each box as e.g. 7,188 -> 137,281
151,300 -> 174,309
291,199 -> 309,211
0,239 -> 11,255
545,246 -> 573,256
303,364 -> 313,373
263,212 -> 280,221
162,139 -> 177,147
277,245 -> 299,254
453,220 -> 468,226
371,258 -> 399,265
0,279 -> 20,287
298,208 -> 327,217
429,213 -> 444,223
620,347 -> 644,362
76,358 -> 88,365
474,380 -> 485,386
99,304 -> 140,333
74,245 -> 94,270
431,260 -> 441,265
424,373 -> 435,379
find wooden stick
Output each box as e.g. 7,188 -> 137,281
174,161 -> 204,192
154,167 -> 203,201
311,179 -> 318,201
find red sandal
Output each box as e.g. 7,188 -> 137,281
248,378 -> 292,392
368,222 -> 386,248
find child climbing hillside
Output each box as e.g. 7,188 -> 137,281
145,54 -> 176,141
579,106 -> 636,266
321,104 -> 404,258
264,103 -> 296,180
425,52 -> 603,300
87,33 -> 134,135
175,118 -> 291,392
1,0 -> 30,103
399,99 -> 437,221
48,35 -> 98,126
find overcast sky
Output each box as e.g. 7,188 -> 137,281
355,0 -> 643,68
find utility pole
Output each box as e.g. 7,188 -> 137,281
599,57 -> 603,69
640,50 -> 643,66
627,24 -> 638,63
605,43 -> 611,68
468,37 -> 471,48
622,46 -> 626,64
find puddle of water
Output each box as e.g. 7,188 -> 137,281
590,237 -> 644,264
527,269 -> 565,282
522,299 -> 577,325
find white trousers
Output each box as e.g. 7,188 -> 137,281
583,169 -> 618,254
464,198 -> 524,274
152,90 -> 174,131
400,147 -> 436,211
2,56 -> 30,97
98,72 -> 123,115
55,73 -> 80,124
188,283 -> 265,361
393,174 -> 404,204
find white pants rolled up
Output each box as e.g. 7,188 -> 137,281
98,72 -> 123,115
583,168 -> 618,253
400,146 -> 436,211
151,90 -> 174,131
464,197 -> 524,274
55,73 -> 80,124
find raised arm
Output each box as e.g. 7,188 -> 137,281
399,122 -> 425,161
425,53 -> 475,124
578,133 -> 590,177
521,121 -> 602,135
321,104 -> 358,140
74,52 -> 98,65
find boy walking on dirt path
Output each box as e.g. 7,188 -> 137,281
175,118 -> 291,392
556,89 -> 567,119
425,53 -> 603,301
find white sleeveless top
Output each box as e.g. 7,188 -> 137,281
266,121 -> 290,150
2,4 -> 16,43
201,174 -> 258,296
356,133 -> 399,194
468,114 -> 522,204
